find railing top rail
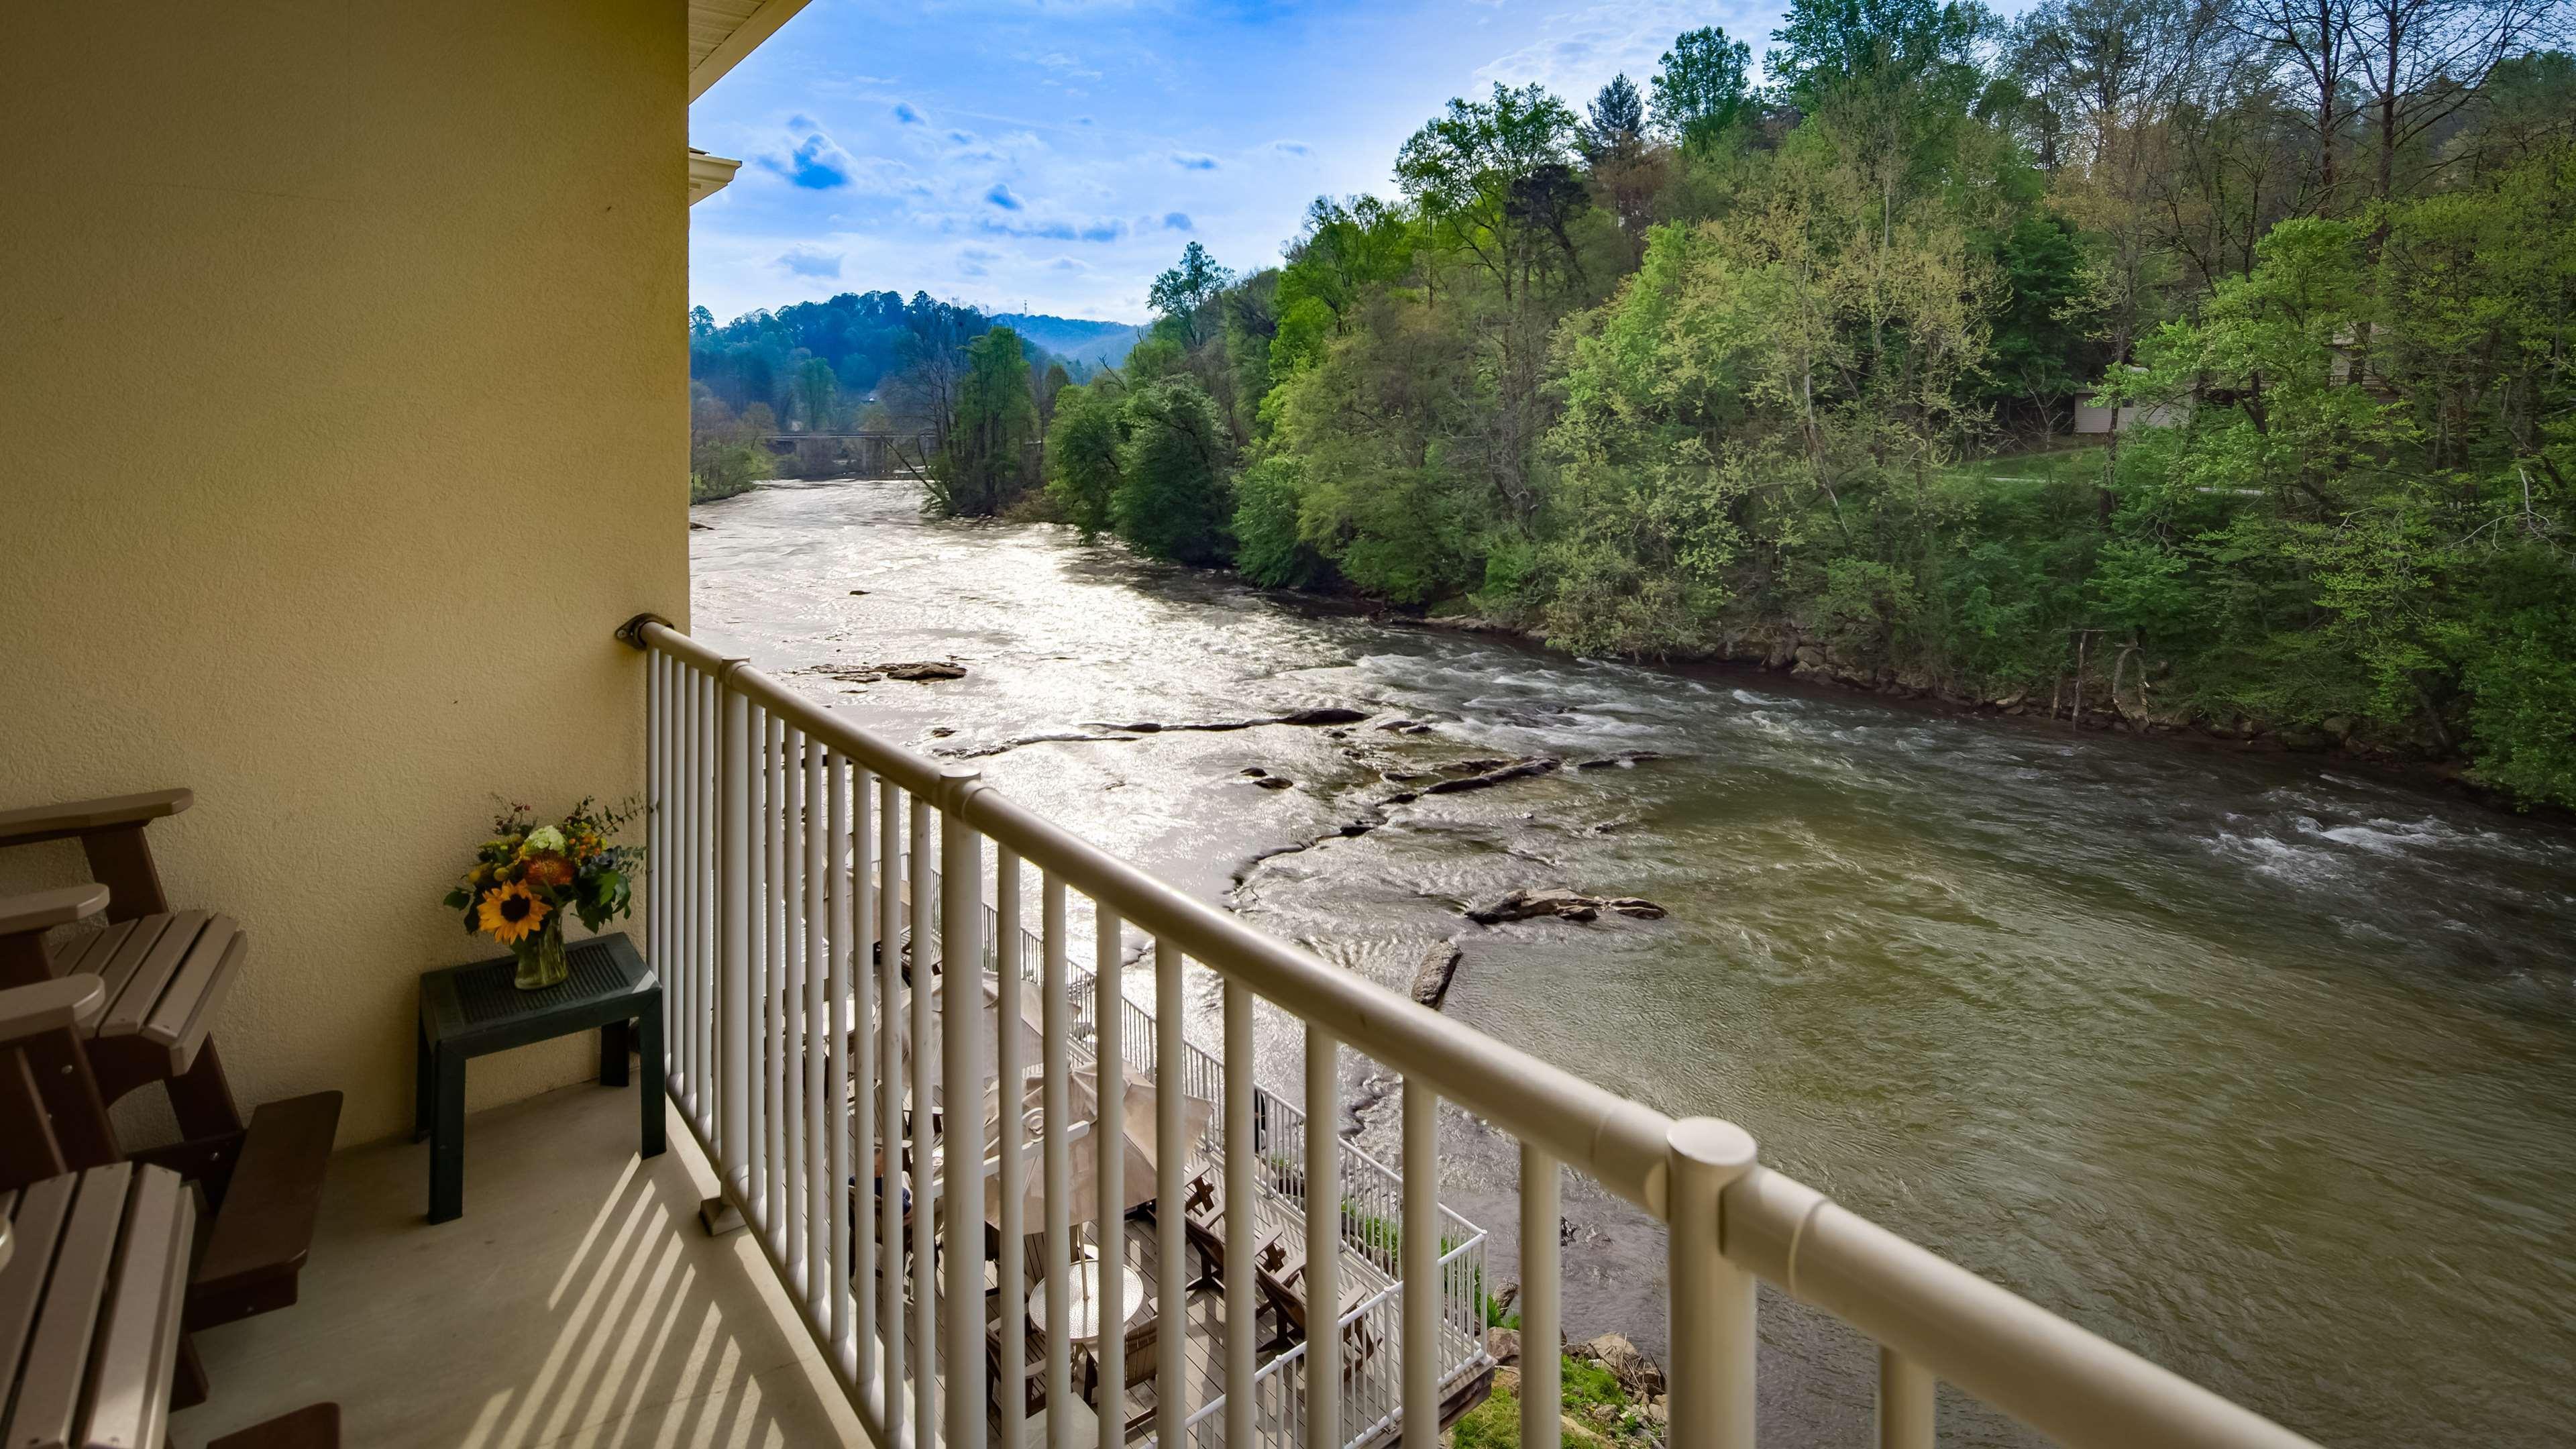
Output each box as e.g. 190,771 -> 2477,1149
1725,1167 -> 2322,1448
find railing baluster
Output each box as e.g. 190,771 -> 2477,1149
1156,938 -> 1188,1447
1224,978 -> 1256,1449
1093,904 -> 1125,1427
783,724 -> 808,1285
996,848 -> 1028,1449
1041,873 -> 1073,1449
1306,1026 -> 1340,1449
876,778 -> 905,1443
939,771 -> 987,1449
1521,1144 -> 1561,1449
805,737 -> 829,1306
1402,1079 -> 1438,1449
692,665 -> 712,1136
848,763 -> 875,1386
1878,1345 -> 1937,1449
826,753 -> 853,1373
909,791 -> 936,1444
722,688 -> 752,1198
649,651 -> 666,1093
672,659 -> 691,1118
764,711 -> 788,1239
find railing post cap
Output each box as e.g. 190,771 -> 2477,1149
1667,1116 -> 1757,1172
934,761 -> 985,812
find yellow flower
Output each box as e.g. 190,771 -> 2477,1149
478,881 -> 550,945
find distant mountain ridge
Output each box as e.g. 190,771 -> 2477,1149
993,312 -> 1143,369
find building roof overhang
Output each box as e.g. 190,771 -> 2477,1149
688,148 -> 743,205
689,0 -> 812,102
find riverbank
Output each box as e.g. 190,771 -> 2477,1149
1390,607 -> 2562,818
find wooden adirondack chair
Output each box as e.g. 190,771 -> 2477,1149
0,790 -> 342,1334
0,977 -> 341,1446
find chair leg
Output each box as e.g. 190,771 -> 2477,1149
168,1036 -> 248,1142
173,1334 -> 209,1410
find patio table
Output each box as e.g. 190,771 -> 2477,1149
414,931 -> 661,1222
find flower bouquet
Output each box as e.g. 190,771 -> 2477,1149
441,800 -> 641,989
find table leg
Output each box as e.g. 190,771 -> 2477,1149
600,1018 -> 630,1087
429,1046 -> 466,1223
638,993 -> 665,1159
413,1016 -> 433,1143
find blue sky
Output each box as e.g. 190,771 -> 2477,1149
689,0 -> 1808,324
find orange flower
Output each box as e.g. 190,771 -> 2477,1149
521,852 -> 575,889
478,881 -> 550,944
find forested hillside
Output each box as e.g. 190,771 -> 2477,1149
712,0 -> 2575,807
687,292 -> 1118,498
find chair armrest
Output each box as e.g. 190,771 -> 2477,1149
0,975 -> 105,1042
0,884 -> 111,938
0,789 -> 194,849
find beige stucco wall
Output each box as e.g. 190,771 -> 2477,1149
0,0 -> 688,1147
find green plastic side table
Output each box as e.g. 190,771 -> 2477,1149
413,930 -> 663,1222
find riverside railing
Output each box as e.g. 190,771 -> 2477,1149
627,615 -> 2324,1449
932,869 -> 1497,1438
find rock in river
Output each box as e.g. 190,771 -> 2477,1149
1411,940 -> 1464,1008
881,660 -> 968,681
1421,756 -> 1560,795
1465,887 -> 1667,925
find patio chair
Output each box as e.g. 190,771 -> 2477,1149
1257,1244 -> 1385,1377
0,790 -> 343,1214
0,977 -> 341,1445
0,802 -> 343,1336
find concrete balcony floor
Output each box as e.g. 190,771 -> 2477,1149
173,1079 -> 865,1448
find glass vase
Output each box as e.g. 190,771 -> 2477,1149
514,918 -> 570,990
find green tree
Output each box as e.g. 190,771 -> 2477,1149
927,326 -> 1037,517
1042,376 -> 1127,541
1767,0 -> 1988,110
1230,458 -> 1336,588
1650,28 -> 1756,152
1581,74 -> 1650,160
1149,241 -> 1236,347
792,356 -> 839,432
1112,378 -> 1235,565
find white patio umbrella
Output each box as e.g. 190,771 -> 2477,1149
873,969 -> 1046,1112
975,1065 -> 1214,1230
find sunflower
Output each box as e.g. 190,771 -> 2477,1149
521,852 -> 575,889
478,881 -> 550,944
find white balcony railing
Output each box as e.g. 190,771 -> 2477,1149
627,616 -> 2324,1449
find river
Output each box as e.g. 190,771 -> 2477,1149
691,478 -> 2576,1448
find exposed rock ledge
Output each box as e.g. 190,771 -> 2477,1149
801,659 -> 967,684
1081,706 -> 1369,733
1464,888 -> 1667,925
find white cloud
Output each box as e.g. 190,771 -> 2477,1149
778,245 -> 844,277
1473,0 -> 1773,99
